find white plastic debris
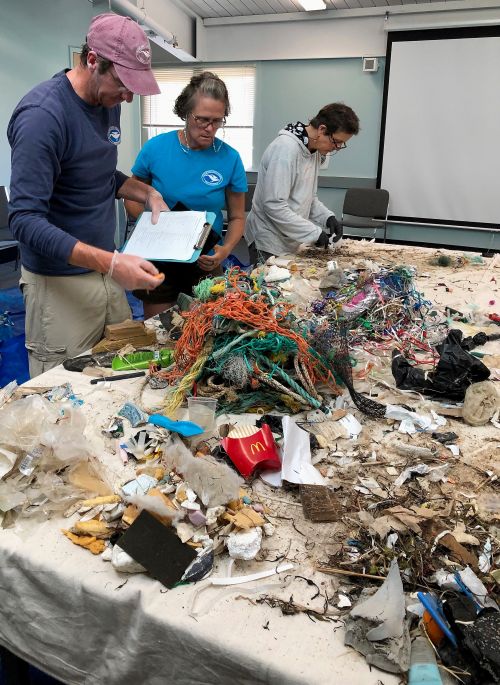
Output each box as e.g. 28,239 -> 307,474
426,463 -> 451,483
407,603 -> 425,618
101,545 -> 113,562
181,500 -> 201,511
227,527 -> 263,560
264,265 -> 291,283
339,413 -> 363,439
0,380 -> 17,409
338,593 -> 352,608
394,464 -> 430,488
176,522 -> 197,543
121,474 -> 157,496
356,476 -> 387,498
0,446 -> 17,481
386,405 -> 446,432
478,537 -> 493,573
398,418 -> 418,434
111,544 -> 146,574
386,533 -> 399,549
205,505 -> 225,526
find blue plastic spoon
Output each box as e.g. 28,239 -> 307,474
148,413 -> 204,437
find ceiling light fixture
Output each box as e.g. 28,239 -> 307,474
297,0 -> 326,10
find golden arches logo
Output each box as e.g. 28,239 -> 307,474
250,442 -> 265,454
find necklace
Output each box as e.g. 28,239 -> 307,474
178,128 -> 223,154
179,128 -> 190,154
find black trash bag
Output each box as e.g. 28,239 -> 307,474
442,600 -> 500,685
462,611 -> 500,683
392,329 -> 490,401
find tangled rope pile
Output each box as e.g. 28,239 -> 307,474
154,269 -> 341,416
311,265 -> 448,368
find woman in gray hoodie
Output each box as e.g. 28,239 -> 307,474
246,103 -> 359,264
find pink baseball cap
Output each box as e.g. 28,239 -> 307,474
87,13 -> 160,96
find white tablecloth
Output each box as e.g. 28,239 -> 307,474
0,365 -> 397,685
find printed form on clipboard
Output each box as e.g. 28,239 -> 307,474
121,210 -> 216,263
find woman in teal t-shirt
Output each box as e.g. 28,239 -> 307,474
125,71 -> 247,318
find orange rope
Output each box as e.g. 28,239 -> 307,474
165,270 -> 335,388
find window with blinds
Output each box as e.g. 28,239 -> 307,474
141,65 -> 256,170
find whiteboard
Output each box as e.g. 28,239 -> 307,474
378,28 -> 500,228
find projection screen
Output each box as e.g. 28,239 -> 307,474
378,27 -> 500,229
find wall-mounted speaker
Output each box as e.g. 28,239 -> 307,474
362,57 -> 379,72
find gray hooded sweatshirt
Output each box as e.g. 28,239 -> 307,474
245,128 -> 333,256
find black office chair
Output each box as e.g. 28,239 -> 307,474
341,188 -> 390,243
0,186 -> 19,269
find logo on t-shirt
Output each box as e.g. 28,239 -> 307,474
201,170 -> 223,186
107,126 -> 121,145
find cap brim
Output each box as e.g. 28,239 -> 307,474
114,63 -> 160,96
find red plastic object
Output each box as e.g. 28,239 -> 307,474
488,313 -> 500,323
221,424 -> 282,478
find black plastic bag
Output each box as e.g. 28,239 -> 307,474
392,329 -> 490,401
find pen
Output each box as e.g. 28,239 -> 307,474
90,371 -> 147,384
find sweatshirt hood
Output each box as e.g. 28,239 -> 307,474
278,125 -> 314,157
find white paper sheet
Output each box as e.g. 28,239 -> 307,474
281,416 -> 325,485
122,210 -> 207,261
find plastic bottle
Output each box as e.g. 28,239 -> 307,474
18,446 -> 43,476
408,636 -> 443,685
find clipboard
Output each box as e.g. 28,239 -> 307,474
121,210 -> 217,263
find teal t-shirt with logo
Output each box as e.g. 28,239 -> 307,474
131,130 -> 247,235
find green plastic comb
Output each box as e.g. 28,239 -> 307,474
111,349 -> 174,371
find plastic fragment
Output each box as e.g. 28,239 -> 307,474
227,527 -> 263,560
344,560 -> 411,674
111,544 -> 147,573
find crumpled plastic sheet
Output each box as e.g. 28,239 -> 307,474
0,395 -> 89,468
344,560 -> 411,674
0,395 -> 90,518
164,434 -> 242,507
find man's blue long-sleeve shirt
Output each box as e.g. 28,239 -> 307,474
8,70 -> 128,276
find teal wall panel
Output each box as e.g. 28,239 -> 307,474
252,58 -> 499,251
0,0 -> 141,187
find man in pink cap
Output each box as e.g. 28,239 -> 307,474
8,13 -> 168,377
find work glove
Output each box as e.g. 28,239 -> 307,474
326,215 -> 343,243
315,231 -> 330,249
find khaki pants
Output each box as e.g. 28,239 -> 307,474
20,268 -> 131,378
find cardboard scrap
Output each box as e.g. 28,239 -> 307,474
224,507 -> 265,529
62,530 -> 106,555
450,521 -> 480,546
300,484 -> 341,522
358,506 -> 441,539
424,521 -> 479,571
122,504 -> 140,526
104,319 -> 147,340
92,329 -> 156,354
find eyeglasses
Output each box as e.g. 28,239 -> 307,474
329,135 -> 347,152
191,113 -> 226,130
